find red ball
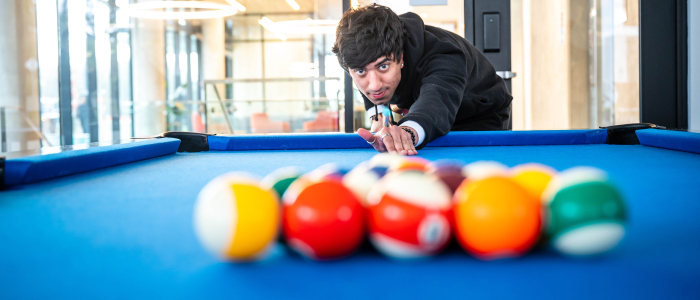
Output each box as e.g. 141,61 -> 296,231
282,178 -> 364,260
366,171 -> 453,259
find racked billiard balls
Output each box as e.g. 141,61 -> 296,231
305,163 -> 349,182
282,177 -> 364,260
463,160 -> 509,182
366,171 -> 453,259
542,167 -> 627,257
261,166 -> 302,200
342,162 -> 387,207
388,156 -> 431,173
368,153 -> 407,169
426,160 -> 466,195
511,163 -> 557,202
453,176 -> 541,260
193,173 -> 279,261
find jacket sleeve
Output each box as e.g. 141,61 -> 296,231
397,50 -> 468,149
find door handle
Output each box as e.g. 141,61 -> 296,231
496,71 -> 516,79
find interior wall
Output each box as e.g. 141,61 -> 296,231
691,0 -> 700,131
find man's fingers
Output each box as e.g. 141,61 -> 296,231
358,128 -> 386,152
357,128 -> 376,142
382,133 -> 397,154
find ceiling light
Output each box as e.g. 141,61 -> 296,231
259,17 -> 287,41
286,0 -> 301,10
118,1 -> 238,20
225,0 -> 246,12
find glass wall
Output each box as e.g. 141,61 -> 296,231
34,0 -> 134,147
164,19 -> 202,132
1,0 -> 643,154
510,0 -> 640,130
203,1 -> 346,134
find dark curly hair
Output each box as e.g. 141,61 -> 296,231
332,4 -> 407,72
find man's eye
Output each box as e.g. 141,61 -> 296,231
355,69 -> 365,75
379,64 -> 389,70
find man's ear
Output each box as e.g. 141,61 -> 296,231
399,52 -> 404,68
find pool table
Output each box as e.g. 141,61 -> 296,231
2,128 -> 700,299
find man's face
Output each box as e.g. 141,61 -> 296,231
349,55 -> 404,105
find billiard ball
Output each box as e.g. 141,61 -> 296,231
342,162 -> 388,207
453,176 -> 541,260
388,156 -> 431,173
511,163 -> 557,201
542,167 -> 627,257
366,171 -> 453,259
368,153 -> 407,169
261,166 -> 302,199
282,177 -> 364,260
463,161 -> 509,182
193,173 -> 279,261
426,160 -> 466,194
306,163 -> 348,182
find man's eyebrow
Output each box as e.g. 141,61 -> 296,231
373,58 -> 391,68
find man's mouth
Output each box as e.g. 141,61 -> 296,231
370,90 -> 386,99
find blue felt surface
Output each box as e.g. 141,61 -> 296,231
637,129 -> 700,154
208,129 -> 607,151
4,138 -> 180,186
1,144 -> 700,299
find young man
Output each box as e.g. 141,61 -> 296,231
332,4 -> 512,155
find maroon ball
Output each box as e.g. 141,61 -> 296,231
426,162 -> 466,195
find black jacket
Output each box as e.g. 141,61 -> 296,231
362,12 -> 512,148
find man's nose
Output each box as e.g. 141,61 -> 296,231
367,71 -> 382,92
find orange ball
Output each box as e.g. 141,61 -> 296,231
453,176 -> 541,260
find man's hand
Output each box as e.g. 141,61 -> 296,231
358,126 -> 418,156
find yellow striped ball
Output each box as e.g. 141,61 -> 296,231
193,173 -> 279,261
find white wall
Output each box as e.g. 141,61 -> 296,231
691,0 -> 700,131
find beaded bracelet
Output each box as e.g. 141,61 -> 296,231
401,127 -> 416,146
